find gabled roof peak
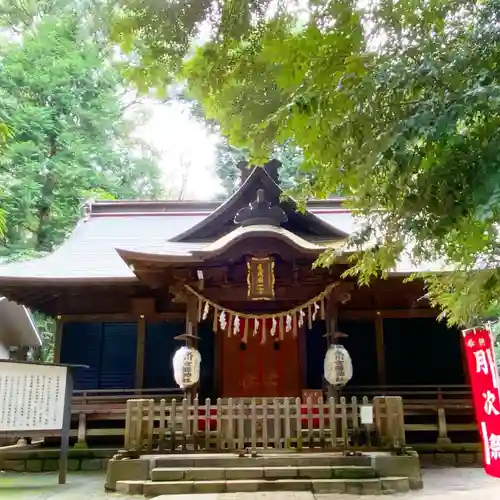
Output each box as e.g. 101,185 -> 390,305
238,159 -> 281,185
234,189 -> 288,227
171,163 -> 348,242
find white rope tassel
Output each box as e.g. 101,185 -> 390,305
298,310 -> 306,328
312,302 -> 320,321
233,315 -> 241,336
270,317 -> 277,337
202,302 -> 210,320
219,310 -> 227,331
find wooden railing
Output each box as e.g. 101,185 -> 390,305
342,384 -> 471,400
72,387 -> 183,406
61,385 -> 478,449
123,396 -> 406,454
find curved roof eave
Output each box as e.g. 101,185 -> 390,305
116,225 -> 347,266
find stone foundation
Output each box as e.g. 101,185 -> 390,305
0,448 -> 115,472
106,451 -> 422,495
419,452 -> 483,468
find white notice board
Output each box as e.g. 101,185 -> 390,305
0,362 -> 67,432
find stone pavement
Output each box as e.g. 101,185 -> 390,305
1,468 -> 500,499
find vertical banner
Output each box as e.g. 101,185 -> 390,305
462,327 -> 500,477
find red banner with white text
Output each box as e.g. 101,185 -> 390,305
462,327 -> 500,477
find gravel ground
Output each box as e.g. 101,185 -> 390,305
1,468 -> 500,499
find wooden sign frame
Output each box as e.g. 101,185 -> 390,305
0,360 -> 85,485
246,256 -> 275,301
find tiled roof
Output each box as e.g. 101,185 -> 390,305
0,206 -> 354,282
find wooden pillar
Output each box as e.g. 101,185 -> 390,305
134,315 -> 146,391
185,294 -> 199,401
325,297 -> 338,399
214,325 -> 222,398
53,317 -> 63,364
325,296 -> 338,344
298,325 -> 307,392
375,312 -> 387,386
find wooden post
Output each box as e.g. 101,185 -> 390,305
298,324 -> 307,391
186,295 -> 199,400
59,368 -> 74,485
53,317 -> 63,364
75,413 -> 87,449
325,297 -> 338,399
135,316 -> 146,391
375,312 -> 387,386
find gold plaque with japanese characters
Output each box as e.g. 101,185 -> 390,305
247,256 -> 275,300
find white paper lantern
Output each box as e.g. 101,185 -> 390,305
324,344 -> 353,387
173,346 -> 201,389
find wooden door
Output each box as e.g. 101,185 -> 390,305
221,320 -> 300,398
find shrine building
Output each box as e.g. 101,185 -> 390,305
0,161 -> 474,448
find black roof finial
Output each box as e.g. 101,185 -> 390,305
234,189 -> 288,227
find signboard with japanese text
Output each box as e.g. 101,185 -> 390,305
0,360 -> 75,485
246,256 -> 275,300
0,362 -> 67,432
463,327 -> 500,477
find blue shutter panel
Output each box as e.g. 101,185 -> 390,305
99,323 -> 137,389
60,322 -> 102,390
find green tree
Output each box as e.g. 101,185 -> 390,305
0,15 -> 163,257
111,0 -> 500,326
176,89 -> 304,196
0,6 -> 164,360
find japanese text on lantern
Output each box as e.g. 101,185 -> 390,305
182,349 -> 193,386
246,256 -> 275,301
463,327 -> 500,477
335,351 -> 345,378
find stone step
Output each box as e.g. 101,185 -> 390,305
152,454 -> 371,469
151,465 -> 377,481
116,477 -> 411,496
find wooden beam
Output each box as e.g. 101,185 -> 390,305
54,318 -> 63,364
325,296 -> 339,343
59,312 -> 184,323
325,297 -> 338,399
339,308 -> 439,320
135,316 -> 146,390
201,282 -> 350,304
375,313 -> 386,385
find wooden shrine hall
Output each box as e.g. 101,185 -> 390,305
0,161 -> 476,452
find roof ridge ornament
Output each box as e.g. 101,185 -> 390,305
234,189 -> 288,227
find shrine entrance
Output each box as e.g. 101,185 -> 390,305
220,319 -> 300,398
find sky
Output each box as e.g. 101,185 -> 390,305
134,100 -> 224,201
